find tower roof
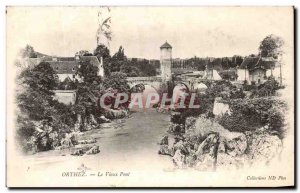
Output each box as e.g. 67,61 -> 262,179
160,41 -> 172,49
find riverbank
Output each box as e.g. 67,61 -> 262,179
22,109 -> 174,172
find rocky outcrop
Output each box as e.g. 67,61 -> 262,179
168,123 -> 185,133
246,128 -> 283,165
71,145 -> 100,156
159,116 -> 283,171
85,145 -> 100,155
194,133 -> 219,171
104,108 -> 128,119
172,149 -> 185,168
77,139 -> 97,145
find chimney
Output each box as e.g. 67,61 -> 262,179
75,54 -> 80,61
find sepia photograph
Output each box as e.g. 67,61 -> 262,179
6,6 -> 295,187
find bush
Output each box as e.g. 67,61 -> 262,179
217,97 -> 287,137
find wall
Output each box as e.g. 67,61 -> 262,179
53,90 -> 77,105
57,74 -> 81,82
237,69 -> 249,82
250,69 -> 266,84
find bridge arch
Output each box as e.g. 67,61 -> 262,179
129,83 -> 159,94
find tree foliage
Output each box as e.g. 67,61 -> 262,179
20,44 -> 38,58
259,34 -> 284,58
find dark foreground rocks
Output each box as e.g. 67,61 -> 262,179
71,145 -> 100,156
159,116 -> 283,171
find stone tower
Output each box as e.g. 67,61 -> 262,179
160,41 -> 172,81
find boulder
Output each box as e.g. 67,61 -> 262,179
216,153 -> 246,171
194,133 -> 219,171
185,153 -> 197,167
168,123 -> 185,133
226,134 -> 247,157
104,108 -> 128,119
158,145 -> 174,156
173,140 -> 189,155
74,122 -> 81,132
172,149 -> 185,168
85,145 -> 100,155
99,115 -> 111,123
61,137 -> 73,149
78,139 -> 97,145
159,135 -> 168,145
71,146 -> 92,156
185,117 -> 197,131
246,130 -> 283,165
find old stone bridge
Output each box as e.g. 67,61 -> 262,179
126,76 -> 215,93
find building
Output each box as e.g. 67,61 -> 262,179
237,56 -> 276,84
204,61 -> 222,80
160,41 -> 172,81
79,55 -> 104,77
53,90 -> 77,105
24,55 -> 104,82
48,60 -> 80,82
249,66 -> 267,84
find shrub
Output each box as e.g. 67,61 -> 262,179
217,97 -> 287,137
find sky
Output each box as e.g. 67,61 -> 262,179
7,6 -> 293,59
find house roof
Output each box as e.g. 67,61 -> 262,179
160,41 -> 172,49
239,57 -> 260,69
80,56 -> 101,67
249,65 -> 266,72
48,61 -> 78,74
239,57 -> 276,70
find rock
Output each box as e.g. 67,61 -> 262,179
226,134 -> 247,157
172,149 -> 185,168
85,145 -> 100,155
196,133 -> 219,156
83,123 -> 92,131
61,137 -> 73,149
185,153 -> 197,167
104,108 -> 128,119
71,146 -> 92,156
216,153 -> 245,171
173,140 -> 189,155
185,117 -> 197,131
168,123 -> 185,133
158,145 -> 174,156
78,139 -> 97,145
159,135 -> 168,145
194,133 -> 219,171
74,122 -> 81,132
49,131 -> 59,148
99,115 -> 111,123
246,130 -> 282,165
218,137 -> 226,153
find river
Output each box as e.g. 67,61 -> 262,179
23,109 -> 174,174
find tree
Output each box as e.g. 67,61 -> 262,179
112,46 -> 126,61
120,65 -> 139,77
77,60 -> 101,84
103,72 -> 130,93
20,44 -> 37,58
75,50 -> 92,56
259,34 -> 284,58
19,62 -> 58,96
94,44 -> 111,60
259,35 -> 284,85
16,62 -> 63,152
